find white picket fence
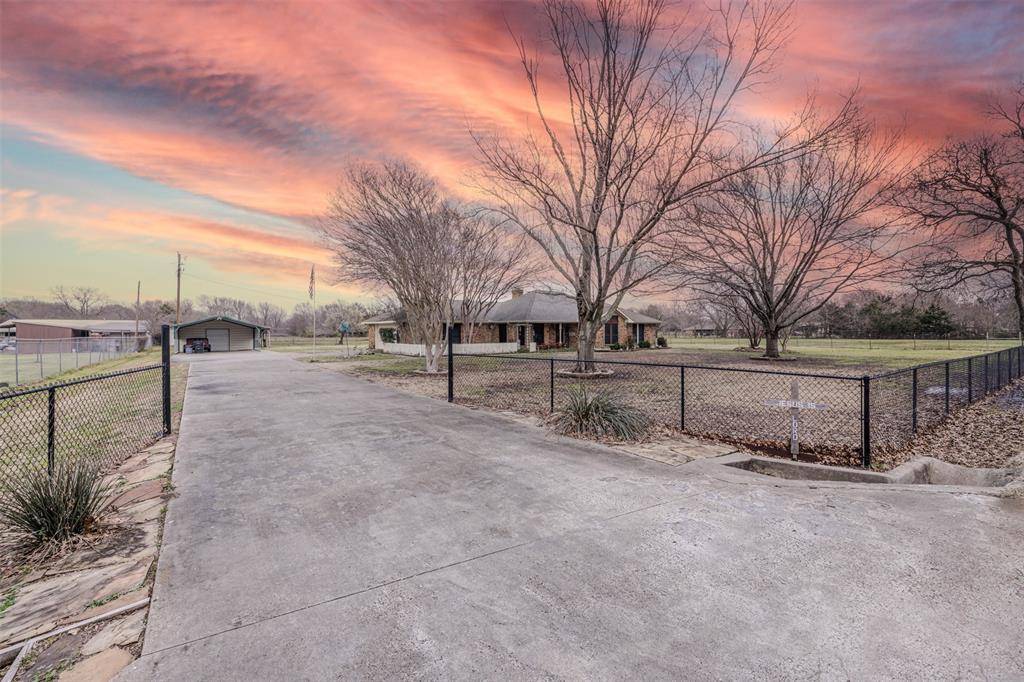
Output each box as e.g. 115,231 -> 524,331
380,341 -> 519,357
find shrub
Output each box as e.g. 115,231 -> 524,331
656,336 -> 667,348
0,462 -> 114,545
639,340 -> 651,349
550,386 -> 649,441
609,343 -> 621,350
379,328 -> 396,343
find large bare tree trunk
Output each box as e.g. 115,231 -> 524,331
424,342 -> 443,374
1007,225 -> 1024,337
576,316 -> 599,372
764,330 -> 781,358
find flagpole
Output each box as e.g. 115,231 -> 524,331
309,264 -> 317,358
312,268 -> 317,358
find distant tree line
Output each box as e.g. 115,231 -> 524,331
0,286 -> 388,340
643,291 -> 1020,343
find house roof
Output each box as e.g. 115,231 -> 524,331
363,314 -> 398,324
618,308 -> 662,325
173,316 -> 267,331
0,319 -> 149,333
485,292 -> 579,323
361,292 -> 662,326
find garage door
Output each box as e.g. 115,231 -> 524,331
207,329 -> 230,352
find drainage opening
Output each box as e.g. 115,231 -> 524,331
724,456 -> 1018,488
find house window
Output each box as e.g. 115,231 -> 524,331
499,325 -> 508,343
604,317 -> 619,344
448,324 -> 462,344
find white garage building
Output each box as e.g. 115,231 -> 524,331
172,316 -> 268,353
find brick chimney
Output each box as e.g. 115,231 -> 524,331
511,288 -> 524,299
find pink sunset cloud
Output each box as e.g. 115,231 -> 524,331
1,0 -> 1021,300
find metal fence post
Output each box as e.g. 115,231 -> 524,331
549,358 -> 555,413
679,365 -> 686,431
47,386 -> 56,475
161,325 -> 172,435
911,367 -> 918,432
944,361 -> 950,415
446,334 -> 454,403
861,376 -> 871,468
967,357 -> 973,403
984,354 -> 989,394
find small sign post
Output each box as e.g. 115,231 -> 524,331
338,322 -> 351,355
764,379 -> 829,459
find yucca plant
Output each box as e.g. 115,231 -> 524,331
550,386 -> 650,441
0,461 -> 114,545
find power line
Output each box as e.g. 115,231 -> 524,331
181,272 -> 308,302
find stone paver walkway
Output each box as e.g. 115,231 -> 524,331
1,438 -> 175,680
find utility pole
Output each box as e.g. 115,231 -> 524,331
309,264 -> 317,357
135,280 -> 141,336
175,252 -> 183,324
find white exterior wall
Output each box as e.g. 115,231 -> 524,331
175,321 -> 257,352
380,341 -> 518,356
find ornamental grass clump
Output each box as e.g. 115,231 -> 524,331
551,386 -> 650,441
0,461 -> 113,545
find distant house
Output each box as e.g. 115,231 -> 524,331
0,318 -> 149,338
0,318 -> 150,353
365,289 -> 661,351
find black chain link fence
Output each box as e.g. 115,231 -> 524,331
449,344 -> 1024,467
871,345 -> 1023,456
0,327 -> 173,494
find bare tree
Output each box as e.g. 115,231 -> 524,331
227,298 -> 255,321
668,112 -> 907,357
320,160 -> 464,372
454,215 -> 535,342
52,285 -> 107,317
896,82 -> 1024,336
473,0 -> 852,370
706,290 -> 762,347
255,301 -> 287,332
141,300 -> 183,338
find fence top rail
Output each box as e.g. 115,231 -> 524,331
8,335 -> 150,341
869,344 -> 1023,380
451,352 -> 864,381
0,363 -> 163,400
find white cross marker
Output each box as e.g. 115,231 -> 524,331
764,378 -> 829,458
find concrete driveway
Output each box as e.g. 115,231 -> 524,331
121,351 -> 1024,680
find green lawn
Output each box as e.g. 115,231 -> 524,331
268,336 -> 369,356
1,349 -> 187,493
0,346 -> 150,388
663,336 -> 1022,369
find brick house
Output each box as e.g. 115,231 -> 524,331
365,289 -> 661,351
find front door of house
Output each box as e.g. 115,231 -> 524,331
637,324 -> 645,343
517,325 -> 526,347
